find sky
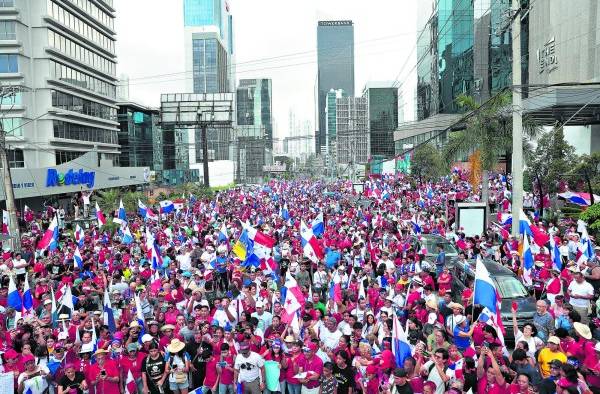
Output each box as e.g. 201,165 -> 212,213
115,0 -> 418,142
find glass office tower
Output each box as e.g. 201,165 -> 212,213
317,20 -> 355,154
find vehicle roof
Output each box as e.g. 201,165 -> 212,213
412,234 -> 449,242
457,258 -> 515,277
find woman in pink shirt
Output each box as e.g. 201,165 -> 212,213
476,347 -> 506,394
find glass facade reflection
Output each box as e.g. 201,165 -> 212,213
317,21 -> 354,153
184,0 -> 222,29
365,87 -> 398,158
236,79 -> 273,149
192,38 -> 228,93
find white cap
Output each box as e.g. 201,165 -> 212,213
255,301 -> 264,308
141,334 -> 154,343
57,332 -> 68,340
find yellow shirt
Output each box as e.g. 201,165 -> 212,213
537,348 -> 567,377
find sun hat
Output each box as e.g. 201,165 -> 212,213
160,324 -> 175,332
167,338 -> 185,353
547,336 -> 561,345
574,322 -> 592,340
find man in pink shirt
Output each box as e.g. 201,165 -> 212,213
297,342 -> 323,394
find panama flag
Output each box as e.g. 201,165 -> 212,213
122,225 -> 134,245
2,210 -> 8,235
74,224 -> 84,248
113,199 -> 127,225
311,212 -> 324,237
22,273 -> 33,315
159,200 -> 175,214
280,272 -> 304,323
549,235 -> 562,271
37,216 -> 59,251
392,311 -> 413,367
474,257 -> 506,344
8,274 -> 22,314
218,222 -> 228,243
578,220 -> 594,259
95,202 -> 106,228
497,212 -> 512,226
103,289 -> 116,333
125,370 -> 137,394
300,220 -> 323,263
521,234 -> 534,286
73,246 -> 84,270
139,200 -> 158,221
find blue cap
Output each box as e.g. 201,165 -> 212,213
182,271 -> 192,278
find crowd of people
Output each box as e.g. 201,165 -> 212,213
1,172 -> 600,394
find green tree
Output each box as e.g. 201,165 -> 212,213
569,152 -> 600,203
411,142 -> 447,182
579,203 -> 600,235
443,90 -> 540,205
525,126 -> 576,217
95,188 -> 119,215
122,190 -> 145,214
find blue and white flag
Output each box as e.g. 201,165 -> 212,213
311,212 -> 324,237
74,246 -> 84,270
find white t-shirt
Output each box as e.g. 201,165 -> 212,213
568,280 -> 595,308
319,327 -> 342,350
13,258 -> 27,275
234,351 -> 265,383
421,361 -> 446,394
18,367 -> 50,393
176,253 -> 192,271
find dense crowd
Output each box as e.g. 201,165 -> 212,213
2,172 -> 600,394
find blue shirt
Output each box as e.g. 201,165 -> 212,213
453,325 -> 471,349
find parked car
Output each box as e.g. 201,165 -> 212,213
449,258 -> 537,345
410,234 -> 458,267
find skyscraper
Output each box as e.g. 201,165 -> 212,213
236,78 -> 273,149
317,20 -> 355,154
184,0 -> 234,93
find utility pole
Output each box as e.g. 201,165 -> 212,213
511,0 -> 524,236
200,124 -> 210,187
0,86 -> 21,251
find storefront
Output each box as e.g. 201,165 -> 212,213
0,152 -> 150,211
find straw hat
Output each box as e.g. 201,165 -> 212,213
167,338 -> 185,353
425,299 -> 438,310
574,322 -> 592,340
161,324 -> 176,332
94,348 -> 109,356
447,302 -> 464,311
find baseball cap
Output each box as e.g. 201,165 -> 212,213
393,368 -> 407,378
141,334 -> 154,343
239,342 -> 250,351
547,336 -> 561,345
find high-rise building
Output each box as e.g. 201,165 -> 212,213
0,0 -> 149,205
363,82 -> 398,159
396,0 -> 511,154
317,20 -> 354,154
184,0 -> 234,94
236,78 -> 273,149
336,96 -> 368,167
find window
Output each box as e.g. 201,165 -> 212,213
2,117 -> 22,136
6,149 -> 23,168
55,150 -> 85,165
0,21 -> 15,40
48,1 -> 115,54
51,90 -> 116,120
49,60 -> 116,98
53,120 -> 118,144
48,30 -> 115,76
0,54 -> 18,73
0,0 -> 14,7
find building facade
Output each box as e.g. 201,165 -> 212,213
325,89 -> 345,176
523,0 -> 600,155
396,0 -> 512,154
336,96 -> 368,168
317,20 -> 354,154
236,78 -> 273,149
184,0 -> 234,94
0,0 -> 148,204
363,83 -> 398,159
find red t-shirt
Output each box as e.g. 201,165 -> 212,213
204,357 -> 219,387
119,353 -> 146,380
477,377 -> 507,394
297,354 -> 323,389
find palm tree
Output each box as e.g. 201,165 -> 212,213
95,188 -> 120,214
443,90 -> 540,216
